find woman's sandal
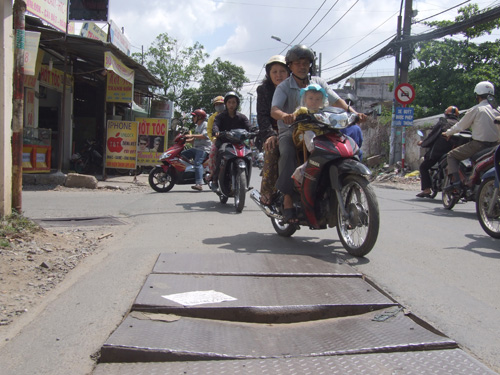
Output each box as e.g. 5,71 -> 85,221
283,207 -> 298,224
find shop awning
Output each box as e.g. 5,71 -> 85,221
26,17 -> 163,91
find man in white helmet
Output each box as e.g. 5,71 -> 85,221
443,81 -> 500,188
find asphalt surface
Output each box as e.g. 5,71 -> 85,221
0,171 -> 498,374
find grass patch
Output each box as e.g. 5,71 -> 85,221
0,211 -> 40,247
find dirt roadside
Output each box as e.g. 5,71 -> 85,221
0,175 -> 420,332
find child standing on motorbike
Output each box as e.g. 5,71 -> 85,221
182,109 -> 211,191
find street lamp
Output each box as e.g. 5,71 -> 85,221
271,35 -> 292,47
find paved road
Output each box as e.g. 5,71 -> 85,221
0,171 -> 498,374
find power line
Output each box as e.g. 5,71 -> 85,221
278,0 -> 328,54
297,0 -> 340,45
413,0 -> 471,24
321,10 -> 399,67
309,0 -> 359,47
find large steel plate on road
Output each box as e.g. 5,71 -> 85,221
153,253 -> 359,276
132,274 -> 396,322
94,348 -> 497,375
100,310 -> 456,363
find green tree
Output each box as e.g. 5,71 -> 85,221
132,33 -> 208,103
179,58 -> 249,113
409,4 -> 500,118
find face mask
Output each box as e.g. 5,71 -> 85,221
215,104 -> 225,113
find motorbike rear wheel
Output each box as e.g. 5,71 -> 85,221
148,166 -> 175,192
442,175 -> 459,210
234,169 -> 247,213
271,216 -> 297,237
476,177 -> 500,238
336,175 -> 379,257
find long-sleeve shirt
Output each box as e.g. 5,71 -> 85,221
445,100 -> 500,142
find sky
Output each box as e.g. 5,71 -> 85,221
88,0 -> 500,116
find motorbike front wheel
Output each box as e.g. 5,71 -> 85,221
476,177 -> 500,238
336,174 -> 380,257
234,169 -> 247,213
148,166 -> 175,192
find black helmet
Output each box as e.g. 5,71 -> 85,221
224,91 -> 240,106
285,45 -> 315,65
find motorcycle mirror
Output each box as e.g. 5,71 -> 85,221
487,94 -> 500,111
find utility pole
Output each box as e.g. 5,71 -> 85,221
389,0 -> 413,166
12,0 -> 26,212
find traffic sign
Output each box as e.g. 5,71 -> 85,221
395,83 -> 415,105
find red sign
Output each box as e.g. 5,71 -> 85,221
395,83 -> 415,105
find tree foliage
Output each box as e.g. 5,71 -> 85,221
179,58 -> 248,114
409,4 -> 500,117
132,34 -> 248,116
132,33 -> 208,102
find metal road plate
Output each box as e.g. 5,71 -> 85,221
100,311 -> 456,363
152,253 -> 359,276
132,274 -> 397,322
33,216 -> 126,228
93,349 -> 497,375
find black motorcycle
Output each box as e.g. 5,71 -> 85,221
71,139 -> 103,174
207,129 -> 257,213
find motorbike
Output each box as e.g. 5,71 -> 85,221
207,129 -> 257,213
250,108 -> 380,257
254,151 -> 264,169
71,139 -> 103,174
148,128 -> 209,192
475,144 -> 500,238
416,130 -> 472,199
441,143 -> 496,210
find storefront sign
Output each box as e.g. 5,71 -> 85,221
106,71 -> 133,103
39,65 -> 73,92
109,20 -> 131,56
151,100 -> 174,119
80,21 -> 107,42
25,89 -> 36,128
26,0 -> 73,33
105,120 -> 138,170
136,118 -> 169,166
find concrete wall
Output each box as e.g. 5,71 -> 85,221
0,0 -> 13,216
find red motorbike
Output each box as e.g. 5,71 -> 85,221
148,129 -> 209,192
251,108 -> 380,257
442,145 -> 496,210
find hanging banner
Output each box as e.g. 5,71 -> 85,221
136,118 -> 169,166
106,71 -> 133,103
151,100 -> 174,119
104,51 -> 134,84
105,120 -> 138,169
24,31 -> 41,76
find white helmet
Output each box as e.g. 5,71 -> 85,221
474,81 -> 495,96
